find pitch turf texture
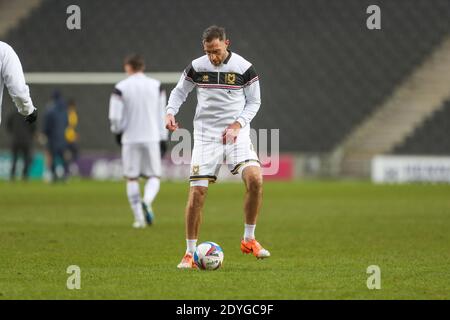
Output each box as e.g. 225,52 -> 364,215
0,180 -> 449,299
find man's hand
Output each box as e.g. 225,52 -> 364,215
222,121 -> 241,144
115,133 -> 122,146
160,140 -> 168,158
165,114 -> 179,132
25,109 -> 37,124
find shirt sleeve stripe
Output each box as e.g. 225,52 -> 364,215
244,76 -> 259,87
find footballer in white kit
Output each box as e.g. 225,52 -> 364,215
109,54 -> 168,228
165,26 -> 270,269
0,41 -> 37,126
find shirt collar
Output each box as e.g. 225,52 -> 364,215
129,71 -> 145,78
223,50 -> 232,64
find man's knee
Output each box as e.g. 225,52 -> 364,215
188,186 -> 208,209
244,172 -> 263,194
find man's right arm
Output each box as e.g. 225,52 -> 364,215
108,87 -> 125,145
109,87 -> 124,133
165,64 -> 196,129
1,44 -> 36,118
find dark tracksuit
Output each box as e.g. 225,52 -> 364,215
43,98 -> 69,181
6,112 -> 36,180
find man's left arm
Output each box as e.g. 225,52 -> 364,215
2,44 -> 36,119
236,65 -> 261,128
223,66 -> 260,144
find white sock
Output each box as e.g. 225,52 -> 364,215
244,224 -> 256,240
127,181 -> 144,223
186,239 -> 197,254
143,177 -> 160,207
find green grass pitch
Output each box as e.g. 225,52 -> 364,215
0,180 -> 449,299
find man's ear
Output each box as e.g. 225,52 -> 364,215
224,39 -> 230,47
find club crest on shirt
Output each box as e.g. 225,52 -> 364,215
192,165 -> 200,175
225,73 -> 236,85
202,75 -> 209,82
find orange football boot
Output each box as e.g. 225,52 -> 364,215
240,238 -> 271,259
177,252 -> 198,269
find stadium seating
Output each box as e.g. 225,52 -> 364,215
393,100 -> 450,155
1,0 -> 449,153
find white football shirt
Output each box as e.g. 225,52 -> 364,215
109,72 -> 167,144
166,51 -> 261,141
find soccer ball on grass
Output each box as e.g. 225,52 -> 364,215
194,242 -> 224,270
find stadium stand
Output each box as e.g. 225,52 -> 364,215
0,0 -> 41,38
334,35 -> 450,176
0,0 -> 449,154
393,100 -> 450,155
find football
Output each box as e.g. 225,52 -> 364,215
194,242 -> 224,270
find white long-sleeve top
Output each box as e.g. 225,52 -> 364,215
109,72 -> 168,144
0,41 -> 36,125
166,51 -> 261,141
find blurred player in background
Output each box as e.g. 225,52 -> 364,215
109,54 -> 167,229
43,90 -> 69,182
6,111 -> 36,181
166,26 -> 270,269
65,99 -> 80,174
0,41 -> 37,127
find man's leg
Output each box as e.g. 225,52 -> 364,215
10,145 -> 19,181
242,166 -> 263,226
177,183 -> 209,269
142,176 -> 160,224
44,149 -> 52,182
50,150 -> 58,182
22,145 -> 32,181
142,141 -> 162,224
240,165 -> 270,258
126,178 -> 146,228
60,148 -> 69,180
178,138 -> 220,268
143,177 -> 160,206
185,185 -> 208,242
69,143 -> 79,162
123,144 -> 145,228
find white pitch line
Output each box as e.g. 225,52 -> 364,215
25,72 -> 180,84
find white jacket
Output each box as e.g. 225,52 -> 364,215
0,41 -> 35,125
